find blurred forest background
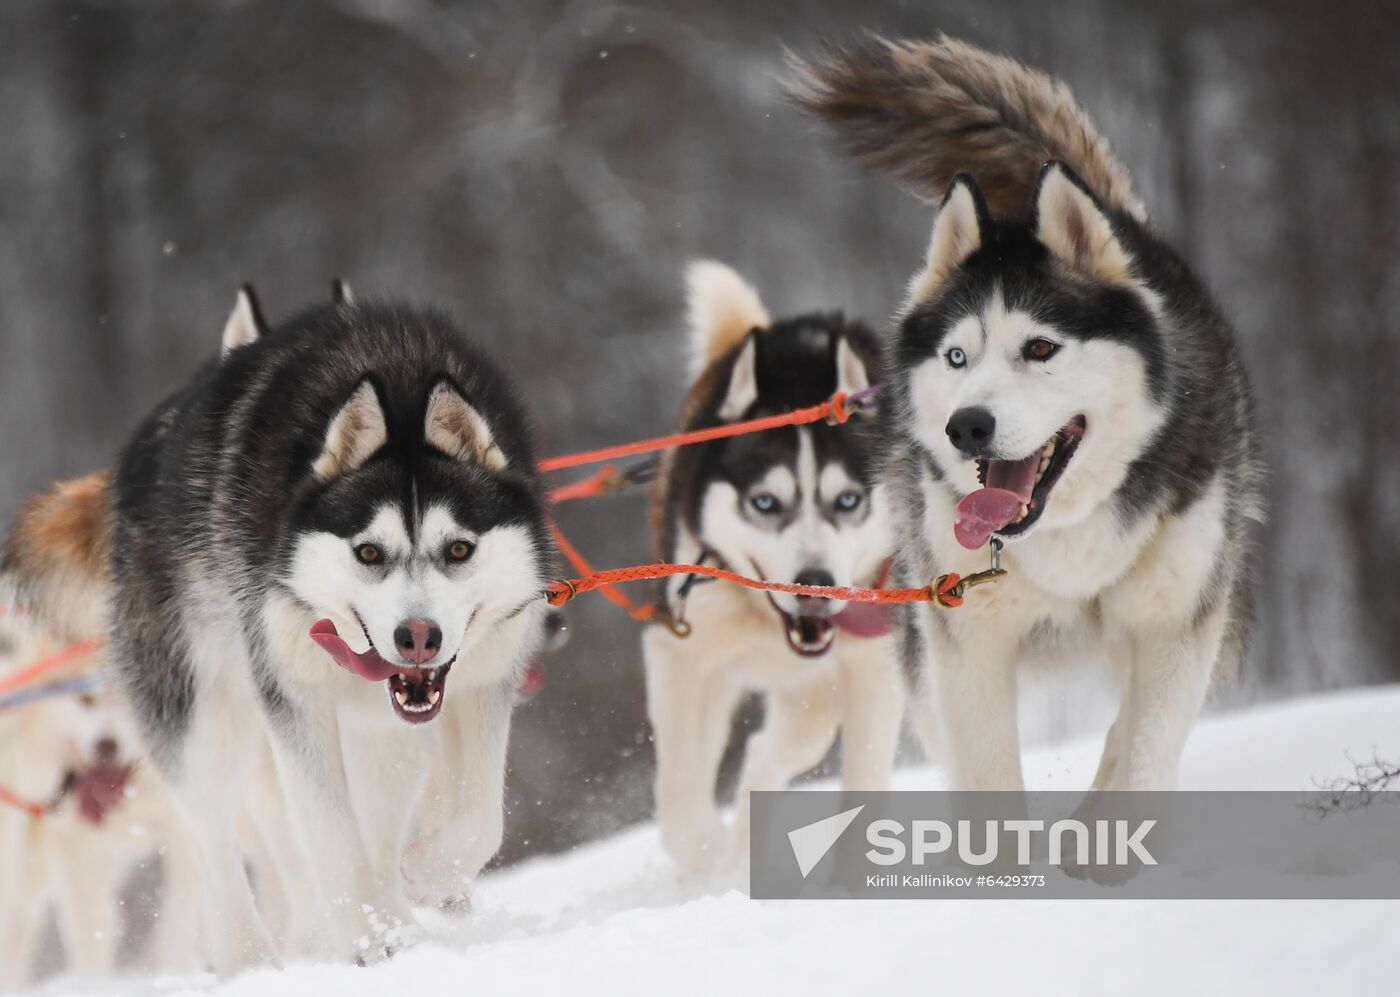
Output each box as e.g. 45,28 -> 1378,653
0,0 -> 1396,862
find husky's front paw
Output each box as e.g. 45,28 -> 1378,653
403,847 -> 479,912
1059,793 -> 1154,886
342,903 -> 421,966
661,821 -> 730,879
1060,856 -> 1138,886
438,891 -> 472,916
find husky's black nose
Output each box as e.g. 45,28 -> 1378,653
946,407 -> 996,456
394,619 -> 442,664
794,569 -> 837,615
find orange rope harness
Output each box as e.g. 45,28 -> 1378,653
0,637 -> 105,698
548,522 -> 657,622
548,465 -> 633,505
537,390 -> 855,472
0,784 -> 46,820
545,562 -> 971,610
540,388 -> 905,627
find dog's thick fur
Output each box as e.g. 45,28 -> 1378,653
2,287 -> 540,971
1,471 -> 114,645
794,37 -> 1260,793
787,35 -> 1147,222
81,293 -> 551,972
644,262 -> 904,875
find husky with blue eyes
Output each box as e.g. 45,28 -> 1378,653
795,37 -> 1261,794
106,294 -> 552,971
644,262 -> 904,876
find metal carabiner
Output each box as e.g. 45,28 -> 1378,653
939,538 -> 1008,602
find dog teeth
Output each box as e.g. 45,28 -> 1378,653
394,690 -> 407,706
428,689 -> 441,705
1018,504 -> 1029,521
1045,437 -> 1057,457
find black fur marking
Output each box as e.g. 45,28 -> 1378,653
890,170 -> 1252,530
656,312 -> 883,570
240,283 -> 270,338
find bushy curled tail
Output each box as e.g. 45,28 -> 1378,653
1,470 -> 113,643
787,34 -> 1146,221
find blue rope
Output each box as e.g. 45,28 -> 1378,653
0,674 -> 104,711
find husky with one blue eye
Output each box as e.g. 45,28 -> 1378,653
794,37 -> 1261,794
105,294 -> 553,971
644,262 -> 905,876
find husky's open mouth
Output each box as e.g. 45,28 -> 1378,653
387,663 -> 453,724
769,596 -> 838,658
754,559 -> 896,657
308,617 -> 456,725
954,416 -> 1086,549
56,759 -> 133,826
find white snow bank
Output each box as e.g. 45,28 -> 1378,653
34,686 -> 1400,996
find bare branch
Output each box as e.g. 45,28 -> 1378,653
1305,750 -> 1400,818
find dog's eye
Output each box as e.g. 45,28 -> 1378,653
750,493 -> 781,515
946,347 -> 967,368
354,543 -> 383,565
78,694 -> 97,709
1024,338 -> 1060,362
446,540 -> 475,563
834,490 -> 863,512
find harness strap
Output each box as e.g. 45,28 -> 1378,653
537,387 -> 879,473
545,562 -> 969,611
0,784 -> 46,820
0,638 -> 105,697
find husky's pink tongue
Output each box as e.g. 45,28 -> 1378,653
73,761 -> 132,826
830,559 -> 896,637
309,619 -> 402,682
953,451 -> 1041,550
832,602 -> 895,637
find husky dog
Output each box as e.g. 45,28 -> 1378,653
0,630 -> 201,987
2,284 -> 540,966
98,292 -> 551,971
792,37 -> 1260,792
644,262 -> 904,874
0,479 -> 318,975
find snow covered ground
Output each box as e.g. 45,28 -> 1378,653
28,686 -> 1400,996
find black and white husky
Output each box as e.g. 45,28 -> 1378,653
794,37 -> 1261,792
644,262 -> 904,874
107,293 -> 552,970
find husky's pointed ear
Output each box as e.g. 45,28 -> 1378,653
686,261 -> 770,379
331,277 -> 355,306
834,335 -> 870,396
313,378 -> 387,481
906,175 -> 987,307
718,333 -> 759,422
424,379 -> 507,472
1034,162 -> 1133,285
221,285 -> 267,355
